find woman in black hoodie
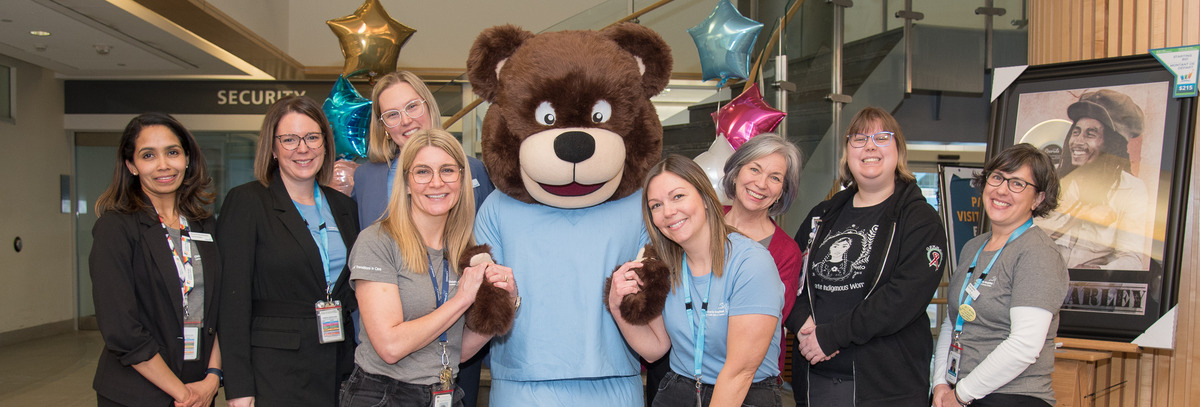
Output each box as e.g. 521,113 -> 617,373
787,107 -> 947,406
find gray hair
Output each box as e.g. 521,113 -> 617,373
721,133 -> 803,216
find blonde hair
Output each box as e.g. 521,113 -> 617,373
642,155 -> 734,289
378,129 -> 475,274
368,71 -> 443,164
837,106 -> 916,188
253,96 -> 336,186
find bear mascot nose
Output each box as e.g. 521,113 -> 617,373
553,131 -> 596,164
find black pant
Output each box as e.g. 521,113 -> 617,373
339,366 -> 466,407
644,355 -> 671,406
457,343 -> 487,407
971,393 -> 1052,407
652,371 -> 781,407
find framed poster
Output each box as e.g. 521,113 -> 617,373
988,55 -> 1195,340
937,164 -> 983,269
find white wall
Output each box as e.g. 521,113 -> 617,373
0,54 -> 73,335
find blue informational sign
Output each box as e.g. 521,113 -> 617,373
938,165 -> 983,266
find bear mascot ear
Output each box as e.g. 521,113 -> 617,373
600,23 -> 673,100
466,24 -> 535,103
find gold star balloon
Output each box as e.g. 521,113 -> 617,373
327,0 -> 415,79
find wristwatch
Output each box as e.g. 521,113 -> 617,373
205,367 -> 224,387
954,388 -> 971,406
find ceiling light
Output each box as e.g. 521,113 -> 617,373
29,30 -> 51,37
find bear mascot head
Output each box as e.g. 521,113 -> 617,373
467,23 -> 672,209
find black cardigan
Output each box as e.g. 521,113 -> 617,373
90,209 -> 221,406
788,180 -> 947,406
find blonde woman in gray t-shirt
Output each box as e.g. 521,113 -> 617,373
342,129 -> 517,407
932,144 -> 1069,407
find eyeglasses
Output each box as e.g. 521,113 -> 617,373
275,132 -> 324,151
847,131 -> 894,148
986,172 -> 1038,193
409,164 -> 462,184
380,99 -> 427,128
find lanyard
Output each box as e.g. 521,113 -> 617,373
954,218 -> 1034,335
426,253 -> 451,343
295,184 -> 333,297
680,254 -> 712,386
158,213 -> 194,318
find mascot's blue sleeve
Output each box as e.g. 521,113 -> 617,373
473,192 -> 647,405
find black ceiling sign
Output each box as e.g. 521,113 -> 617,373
65,80 -> 373,115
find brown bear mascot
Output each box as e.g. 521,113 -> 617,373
466,22 -> 671,406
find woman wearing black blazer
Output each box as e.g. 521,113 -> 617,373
90,113 -> 222,407
218,96 -> 360,406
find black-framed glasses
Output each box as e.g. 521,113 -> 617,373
986,172 -> 1038,193
847,131 -> 894,148
380,99 -> 427,128
275,132 -> 324,151
409,165 -> 462,184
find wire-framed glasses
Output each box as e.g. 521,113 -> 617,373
409,164 -> 462,184
847,131 -> 894,148
380,99 -> 427,128
275,132 -> 324,151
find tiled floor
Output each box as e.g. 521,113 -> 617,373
0,331 -> 793,406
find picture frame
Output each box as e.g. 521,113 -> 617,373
988,54 -> 1195,341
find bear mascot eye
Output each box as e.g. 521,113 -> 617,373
591,100 -> 612,123
535,101 -> 556,125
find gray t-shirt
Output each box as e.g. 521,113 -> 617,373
349,224 -> 465,385
948,226 -> 1068,405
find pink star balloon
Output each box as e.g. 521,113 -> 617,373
711,83 -> 786,149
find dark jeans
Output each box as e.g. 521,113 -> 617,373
971,393 -> 1052,407
339,366 -> 465,407
651,371 -> 781,407
805,370 -> 854,407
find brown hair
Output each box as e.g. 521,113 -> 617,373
975,143 -> 1061,218
367,71 -> 442,164
253,96 -> 336,186
837,106 -> 916,187
642,155 -> 734,288
378,129 -> 475,274
95,112 -> 214,220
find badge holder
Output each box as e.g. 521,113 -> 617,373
183,322 -> 202,361
432,342 -> 454,407
315,299 -> 344,344
946,333 -> 962,385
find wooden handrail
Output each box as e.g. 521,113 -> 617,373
745,0 -> 806,86
1055,337 -> 1141,354
443,0 -> 675,129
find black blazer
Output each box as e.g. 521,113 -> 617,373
217,172 -> 359,406
90,209 -> 221,406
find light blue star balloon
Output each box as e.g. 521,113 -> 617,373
322,75 -> 372,160
687,0 -> 763,87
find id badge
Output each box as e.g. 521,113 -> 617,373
946,342 -> 963,385
431,388 -> 453,407
315,300 -> 344,344
183,322 -> 201,361
965,283 -> 980,301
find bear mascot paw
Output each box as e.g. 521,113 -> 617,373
458,244 -> 516,335
603,244 -> 670,325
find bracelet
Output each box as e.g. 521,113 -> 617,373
953,388 -> 971,406
205,368 -> 224,387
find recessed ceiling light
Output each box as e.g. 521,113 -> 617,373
30,30 -> 51,36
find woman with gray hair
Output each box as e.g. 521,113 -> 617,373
719,133 -> 803,370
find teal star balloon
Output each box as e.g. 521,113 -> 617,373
687,0 -> 763,87
322,75 -> 372,160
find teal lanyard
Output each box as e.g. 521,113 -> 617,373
954,218 -> 1034,335
680,254 -> 712,386
158,214 -> 194,318
295,184 -> 332,297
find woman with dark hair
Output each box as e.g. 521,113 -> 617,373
217,96 -> 360,406
90,112 -> 223,406
932,143 -> 1068,407
1042,89 -> 1150,270
608,155 -> 784,406
787,107 -> 947,406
